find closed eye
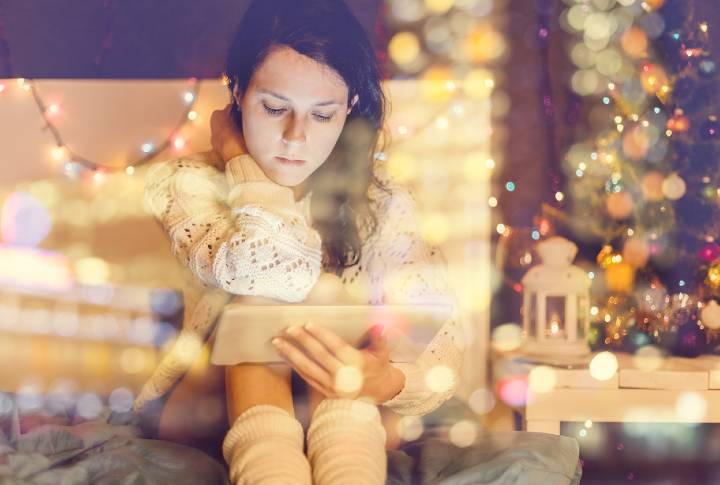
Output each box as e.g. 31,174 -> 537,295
313,113 -> 333,123
263,104 -> 286,116
263,103 -> 334,123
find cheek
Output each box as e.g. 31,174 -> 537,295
241,111 -> 275,152
313,120 -> 346,158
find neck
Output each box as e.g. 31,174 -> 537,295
292,180 -> 311,202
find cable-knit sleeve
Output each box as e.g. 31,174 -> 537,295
144,153 -> 322,303
367,183 -> 466,416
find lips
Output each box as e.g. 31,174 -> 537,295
276,156 -> 306,166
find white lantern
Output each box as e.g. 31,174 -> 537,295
521,236 -> 591,356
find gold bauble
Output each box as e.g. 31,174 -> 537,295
606,262 -> 636,294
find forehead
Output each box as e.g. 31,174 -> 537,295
249,45 -> 349,101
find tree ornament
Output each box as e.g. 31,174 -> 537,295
640,63 -> 669,96
706,261 -> 720,295
666,109 -> 690,133
641,171 -> 665,201
605,262 -> 635,294
698,243 -> 720,263
606,191 -> 635,219
661,173 -> 686,200
701,300 -> 720,330
623,236 -> 650,268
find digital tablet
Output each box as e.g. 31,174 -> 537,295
209,303 -> 453,365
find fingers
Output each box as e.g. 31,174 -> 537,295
283,326 -> 344,374
303,323 -> 361,366
272,337 -> 334,391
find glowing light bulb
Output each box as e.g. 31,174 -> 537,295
46,103 -> 60,117
173,136 -> 186,150
141,143 -> 154,154
183,91 -> 195,103
51,146 -> 67,161
187,110 -> 198,121
125,166 -> 135,176
435,117 -> 449,129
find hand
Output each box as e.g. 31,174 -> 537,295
272,323 -> 405,404
210,104 -> 247,162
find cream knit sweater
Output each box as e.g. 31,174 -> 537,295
136,152 -> 465,416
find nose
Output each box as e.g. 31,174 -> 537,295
281,114 -> 306,147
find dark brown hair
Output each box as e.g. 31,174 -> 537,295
224,0 -> 390,273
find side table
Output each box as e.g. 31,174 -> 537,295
491,350 -> 720,435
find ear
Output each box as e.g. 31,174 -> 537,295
232,84 -> 243,108
347,94 -> 359,115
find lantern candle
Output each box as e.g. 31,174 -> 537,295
520,237 -> 591,357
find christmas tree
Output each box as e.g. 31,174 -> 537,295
560,0 -> 719,356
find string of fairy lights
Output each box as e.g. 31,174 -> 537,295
8,77 -> 202,179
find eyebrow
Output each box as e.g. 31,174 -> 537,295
258,89 -> 343,107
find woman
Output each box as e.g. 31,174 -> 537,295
140,0 -> 464,483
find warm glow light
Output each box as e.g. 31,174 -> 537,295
468,388 -> 496,415
425,0 -> 455,14
0,246 -> 72,290
396,416 -> 424,441
449,420 -> 477,447
491,323 -> 522,351
188,110 -> 198,121
389,32 -> 421,65
173,135 -> 186,150
528,365 -> 557,394
633,345 -> 663,372
51,146 -> 67,161
74,256 -> 110,285
463,68 -> 495,99
46,103 -> 61,117
589,351 -> 618,381
676,392 -> 707,422
425,365 -> 455,393
334,365 -> 363,395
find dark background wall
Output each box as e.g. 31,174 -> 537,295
0,0 -> 382,78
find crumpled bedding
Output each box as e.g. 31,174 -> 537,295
0,392 -> 580,485
0,392 -> 229,485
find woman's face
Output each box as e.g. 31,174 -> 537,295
235,45 -> 357,188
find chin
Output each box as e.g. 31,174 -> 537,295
268,173 -> 307,188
